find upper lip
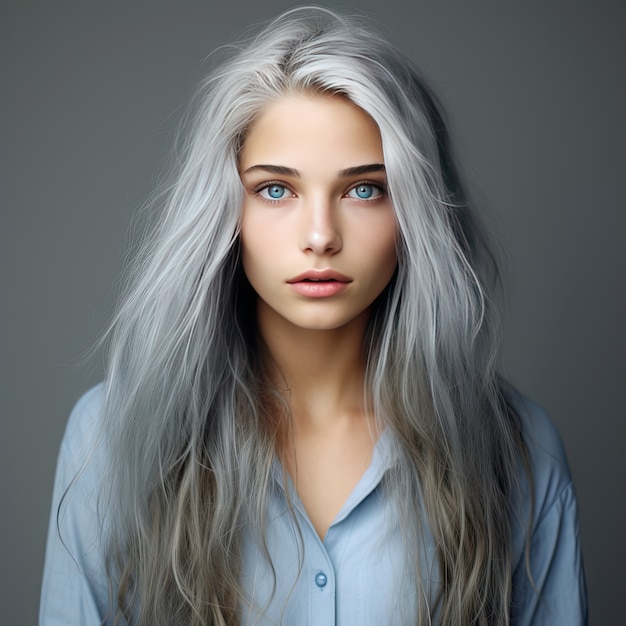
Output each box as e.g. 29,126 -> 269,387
287,269 -> 352,283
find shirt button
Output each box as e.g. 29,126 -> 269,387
315,572 -> 328,588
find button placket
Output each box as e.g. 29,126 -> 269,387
309,562 -> 335,626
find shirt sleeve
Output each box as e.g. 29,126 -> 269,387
39,386 -> 112,626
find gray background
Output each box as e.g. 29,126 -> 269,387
2,1 -> 624,623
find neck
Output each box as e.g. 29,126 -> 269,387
256,303 -> 371,429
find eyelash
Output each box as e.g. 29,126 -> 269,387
253,180 -> 388,204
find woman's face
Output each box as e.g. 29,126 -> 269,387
239,93 -> 398,334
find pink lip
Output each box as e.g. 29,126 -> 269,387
287,269 -> 351,283
287,269 -> 351,298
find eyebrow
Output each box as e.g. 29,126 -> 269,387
242,163 -> 386,177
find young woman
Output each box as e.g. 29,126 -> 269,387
40,8 -> 588,625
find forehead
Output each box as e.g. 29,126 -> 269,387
239,93 -> 384,171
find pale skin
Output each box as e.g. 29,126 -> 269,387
239,93 -> 398,539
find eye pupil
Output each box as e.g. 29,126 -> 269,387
356,185 -> 373,199
268,185 -> 285,199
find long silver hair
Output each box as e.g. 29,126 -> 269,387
99,7 -> 528,625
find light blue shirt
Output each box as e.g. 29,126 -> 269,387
40,385 -> 588,624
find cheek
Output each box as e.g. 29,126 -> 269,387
240,237 -> 262,286
239,214 -> 282,290
364,217 -> 398,269
240,209 -> 264,263
239,219 -> 259,284
370,222 -> 398,291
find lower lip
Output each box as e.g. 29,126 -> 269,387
289,281 -> 349,297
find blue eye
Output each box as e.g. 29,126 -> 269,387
348,184 -> 382,200
260,184 -> 289,200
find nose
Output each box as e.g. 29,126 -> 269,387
299,196 -> 342,255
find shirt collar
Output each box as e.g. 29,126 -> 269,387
270,428 -> 399,528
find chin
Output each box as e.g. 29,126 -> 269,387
289,311 -> 369,332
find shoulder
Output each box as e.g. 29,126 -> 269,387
61,383 -> 106,453
49,383 -> 109,494
40,383 -> 112,624
53,383 -> 110,524
56,383 -> 111,527
506,390 -> 588,624
505,389 -> 575,561
507,389 -> 573,520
